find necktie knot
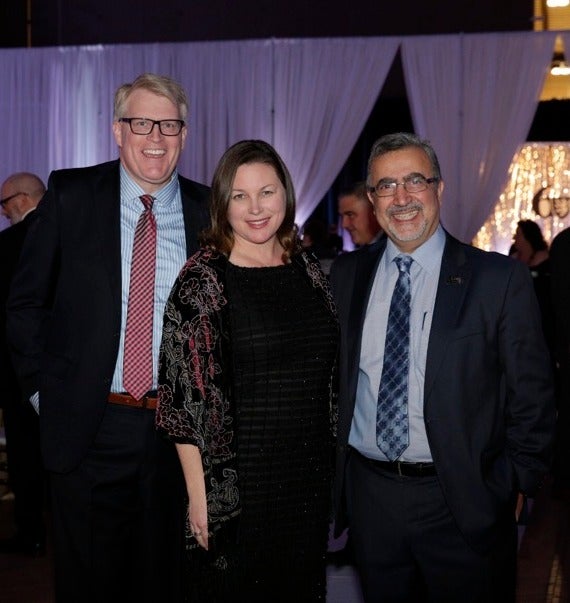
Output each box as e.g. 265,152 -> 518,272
140,194 -> 154,212
395,255 -> 413,274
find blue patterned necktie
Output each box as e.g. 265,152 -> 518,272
376,255 -> 413,461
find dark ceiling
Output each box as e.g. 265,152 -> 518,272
1,1 -> 533,48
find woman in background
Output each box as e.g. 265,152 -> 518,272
157,139 -> 338,602
511,219 -> 553,352
511,219 -> 549,268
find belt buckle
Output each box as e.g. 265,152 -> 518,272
396,461 -> 404,477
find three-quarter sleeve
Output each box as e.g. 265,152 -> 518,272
157,249 -> 240,528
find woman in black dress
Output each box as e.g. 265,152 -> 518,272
156,140 -> 338,602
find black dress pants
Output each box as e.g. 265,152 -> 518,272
346,450 -> 517,603
49,403 -> 186,603
2,388 -> 45,543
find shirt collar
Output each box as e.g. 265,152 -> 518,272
385,224 -> 445,276
119,164 -> 179,208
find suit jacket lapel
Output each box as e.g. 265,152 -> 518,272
179,177 -> 203,257
93,161 -> 122,313
346,238 -> 386,401
424,234 -> 471,402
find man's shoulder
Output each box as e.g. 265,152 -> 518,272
331,249 -> 359,272
50,159 -> 118,180
444,234 -> 514,269
178,174 -> 210,202
47,160 -> 119,192
444,240 -> 532,295
551,226 -> 570,254
0,220 -> 25,240
331,239 -> 383,274
0,220 -> 28,251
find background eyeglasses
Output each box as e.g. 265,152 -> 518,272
118,117 -> 185,136
369,175 -> 439,198
0,191 -> 28,207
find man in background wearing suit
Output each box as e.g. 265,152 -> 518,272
0,173 -> 46,556
338,181 -> 383,248
330,132 -> 555,602
7,74 -> 209,602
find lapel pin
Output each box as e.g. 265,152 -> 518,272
446,276 -> 463,285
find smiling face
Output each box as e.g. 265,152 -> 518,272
368,147 -> 443,253
227,162 -> 287,257
112,88 -> 187,194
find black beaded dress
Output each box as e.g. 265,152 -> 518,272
217,262 -> 337,601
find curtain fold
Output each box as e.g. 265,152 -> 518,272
272,37 -> 400,226
0,32 -> 560,236
401,31 -> 556,242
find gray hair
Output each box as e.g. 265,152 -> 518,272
367,132 -> 442,184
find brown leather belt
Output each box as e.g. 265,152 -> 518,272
108,391 -> 158,410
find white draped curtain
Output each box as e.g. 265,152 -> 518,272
0,32 -> 560,237
401,31 -> 557,242
272,37 -> 400,225
45,41 -> 276,181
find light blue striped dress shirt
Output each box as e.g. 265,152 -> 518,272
349,225 -> 445,462
111,166 -> 188,394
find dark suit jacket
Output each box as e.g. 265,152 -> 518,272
0,212 -> 36,401
550,227 -> 570,382
6,160 -> 209,473
330,231 -> 555,554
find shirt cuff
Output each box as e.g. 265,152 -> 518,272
30,392 -> 39,414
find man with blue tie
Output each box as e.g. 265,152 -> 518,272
330,132 -> 555,602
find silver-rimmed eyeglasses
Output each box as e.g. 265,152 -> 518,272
369,175 -> 439,198
118,117 -> 185,136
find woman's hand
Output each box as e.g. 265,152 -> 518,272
189,494 -> 209,550
175,443 -> 209,550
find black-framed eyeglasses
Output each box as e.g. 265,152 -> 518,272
118,117 -> 185,136
369,175 -> 439,198
0,191 -> 27,207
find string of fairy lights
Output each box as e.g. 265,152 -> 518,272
473,143 -> 570,254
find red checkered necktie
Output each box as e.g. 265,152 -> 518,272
123,194 -> 157,401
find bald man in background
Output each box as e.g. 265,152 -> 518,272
0,173 -> 45,226
0,172 -> 46,556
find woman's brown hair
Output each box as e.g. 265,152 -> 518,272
201,140 -> 300,262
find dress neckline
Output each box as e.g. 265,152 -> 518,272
228,261 -> 290,271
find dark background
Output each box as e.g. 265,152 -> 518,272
0,1 -> 534,48
1,1 -> 567,228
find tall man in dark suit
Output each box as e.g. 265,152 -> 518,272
7,74 -> 209,602
0,172 -> 46,556
330,132 -> 555,602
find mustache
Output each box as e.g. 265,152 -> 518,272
386,202 -> 423,217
